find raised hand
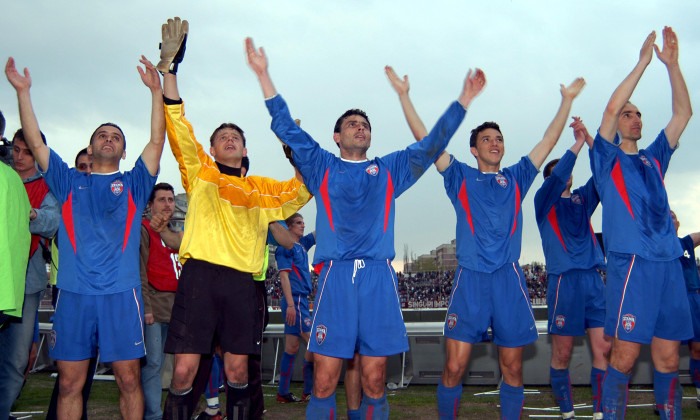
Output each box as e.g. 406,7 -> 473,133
639,31 -> 656,67
654,26 -> 679,67
245,37 -> 268,76
157,17 -> 188,75
149,212 -> 171,233
458,68 -> 486,109
560,77 -> 586,100
385,66 -> 410,96
137,56 -> 161,92
570,117 -> 586,142
5,57 -> 32,92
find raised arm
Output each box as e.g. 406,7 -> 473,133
599,31 -> 656,142
528,78 -> 585,170
690,232 -> 700,248
654,26 -> 692,147
386,66 -> 486,172
137,56 -> 166,176
246,38 -> 278,99
269,221 -> 295,250
5,58 -> 49,171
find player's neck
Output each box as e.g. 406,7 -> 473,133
476,161 -> 500,173
561,188 -> 572,198
91,159 -> 120,174
619,138 -> 639,154
339,147 -> 368,162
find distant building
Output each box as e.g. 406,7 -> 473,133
405,239 -> 457,272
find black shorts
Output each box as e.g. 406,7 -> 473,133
164,259 -> 265,356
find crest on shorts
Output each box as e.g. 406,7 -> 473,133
639,155 -> 652,168
110,180 -> 124,196
365,164 -> 379,176
50,330 -> 57,349
304,317 -> 312,328
316,325 -> 327,345
622,314 -> 636,333
571,194 -> 582,205
495,174 -> 508,188
555,315 -> 565,329
447,313 -> 458,330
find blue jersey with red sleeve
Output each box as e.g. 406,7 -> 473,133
679,235 -> 700,291
275,232 -> 315,296
266,94 -> 465,264
590,131 -> 681,261
43,149 -> 157,294
534,150 -> 604,275
441,155 -> 538,273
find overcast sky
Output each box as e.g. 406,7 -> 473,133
3,1 -> 700,271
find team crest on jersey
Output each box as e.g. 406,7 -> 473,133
316,325 -> 327,345
495,174 -> 508,188
304,317 -> 312,328
622,314 -> 636,333
571,194 -> 582,205
639,155 -> 652,168
555,315 -> 565,329
365,164 -> 379,176
50,330 -> 57,349
447,313 -> 458,330
110,180 -> 124,196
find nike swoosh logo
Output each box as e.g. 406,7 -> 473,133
134,340 -> 143,345
78,186 -> 88,189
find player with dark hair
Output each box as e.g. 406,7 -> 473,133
592,27 -> 693,419
248,38 -> 480,419
0,126 -> 59,419
140,182 -> 181,420
384,65 -> 585,419
74,148 -> 92,174
275,213 -> 316,403
5,53 -> 165,420
157,18 -> 310,420
535,117 -> 609,419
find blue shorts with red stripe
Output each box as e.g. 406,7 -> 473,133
444,263 -> 538,347
282,294 -> 312,337
547,269 -> 605,336
308,259 -> 408,359
605,252 -> 692,343
49,288 -> 146,362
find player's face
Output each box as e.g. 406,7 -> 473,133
333,116 -> 371,155
210,128 -> 247,164
150,190 -> 175,217
12,139 -> 37,178
618,103 -> 642,141
89,126 -> 126,161
470,128 -> 504,169
288,216 -> 305,237
76,154 -> 93,174
670,210 -> 680,233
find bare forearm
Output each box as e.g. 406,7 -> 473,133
529,96 -> 574,169
600,62 -> 647,140
163,73 -> 179,100
256,70 -> 277,99
160,228 -> 183,249
397,93 -> 428,141
141,89 -> 166,175
269,222 -> 294,249
280,272 -> 294,305
16,89 -> 49,170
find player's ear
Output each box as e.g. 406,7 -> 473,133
333,132 -> 340,146
470,146 -> 478,158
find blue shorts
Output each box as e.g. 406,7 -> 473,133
50,288 -> 146,362
547,269 -> 605,336
282,294 -> 312,337
605,252 -> 693,343
687,289 -> 700,342
308,259 -> 408,359
444,263 -> 538,348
